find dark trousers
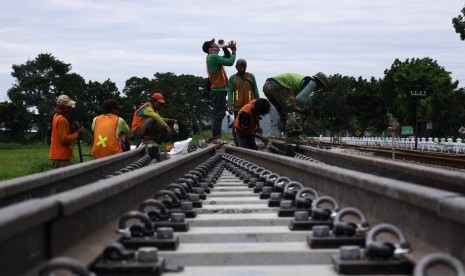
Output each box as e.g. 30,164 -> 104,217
211,91 -> 227,139
232,127 -> 258,150
132,118 -> 165,141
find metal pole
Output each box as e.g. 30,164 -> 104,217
391,130 -> 396,160
414,96 -> 419,150
390,120 -> 398,160
76,137 -> 83,163
410,90 -> 426,151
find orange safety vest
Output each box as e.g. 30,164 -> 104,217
206,59 -> 229,89
234,100 -> 259,132
92,114 -> 122,159
233,73 -> 254,109
49,114 -> 74,160
131,102 -> 150,133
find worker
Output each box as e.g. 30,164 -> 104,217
228,58 -> 260,119
49,95 -> 85,169
232,98 -> 271,150
131,92 -> 177,142
263,72 -> 328,143
91,99 -> 130,159
203,38 -> 237,144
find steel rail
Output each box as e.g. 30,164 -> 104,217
310,141 -> 465,169
361,148 -> 465,169
0,145 -> 216,276
0,146 -> 146,207
225,146 -> 465,263
282,142 -> 465,194
0,144 -> 464,275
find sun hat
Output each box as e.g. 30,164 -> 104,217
56,95 -> 76,106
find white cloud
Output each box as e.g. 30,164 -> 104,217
1,0 -> 464,103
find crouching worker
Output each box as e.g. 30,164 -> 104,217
131,92 -> 177,143
91,99 -> 130,159
232,98 -> 271,150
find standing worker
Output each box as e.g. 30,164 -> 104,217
91,99 -> 130,159
202,38 -> 237,145
228,58 -> 260,119
49,95 -> 85,169
232,98 -> 271,150
263,72 -> 328,143
131,92 -> 177,143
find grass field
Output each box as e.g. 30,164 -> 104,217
0,142 -> 92,181
0,131 -> 232,181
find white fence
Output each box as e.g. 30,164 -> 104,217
314,136 -> 465,154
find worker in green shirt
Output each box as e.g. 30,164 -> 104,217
203,38 -> 237,145
263,72 -> 328,143
227,58 -> 260,119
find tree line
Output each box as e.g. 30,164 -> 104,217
1,53 -> 209,143
1,53 -> 464,143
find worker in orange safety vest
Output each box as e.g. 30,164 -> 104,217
233,98 -> 271,150
49,95 -> 85,169
91,99 -> 130,159
228,58 -> 260,119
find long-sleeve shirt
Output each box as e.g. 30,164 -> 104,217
206,48 -> 236,92
137,103 -> 169,127
227,73 -> 260,109
55,116 -> 79,146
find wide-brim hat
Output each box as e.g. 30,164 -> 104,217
202,38 -> 215,53
56,95 -> 76,106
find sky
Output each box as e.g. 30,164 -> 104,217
1,0 -> 465,103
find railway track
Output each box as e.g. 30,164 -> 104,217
0,144 -> 464,275
305,140 -> 465,170
268,140 -> 465,194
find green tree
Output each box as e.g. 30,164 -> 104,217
77,79 -> 122,125
452,7 -> 465,40
123,77 -> 153,103
309,74 -> 356,137
122,76 -> 154,124
350,77 -> 388,135
0,101 -> 34,142
381,57 -> 458,138
7,53 -> 86,141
